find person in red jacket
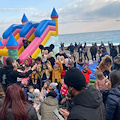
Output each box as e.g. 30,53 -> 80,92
82,66 -> 92,86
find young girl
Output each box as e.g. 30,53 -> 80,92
38,61 -> 52,86
96,72 -> 109,91
52,62 -> 63,83
82,66 -> 92,86
33,89 -> 44,113
60,79 -> 68,105
41,81 -> 50,98
77,57 -> 84,67
27,69 -> 41,90
21,64 -> 30,85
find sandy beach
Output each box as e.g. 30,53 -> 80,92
59,45 -> 119,61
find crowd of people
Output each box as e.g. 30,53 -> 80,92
63,41 -> 120,62
0,41 -> 120,120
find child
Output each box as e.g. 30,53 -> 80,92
27,69 -> 41,90
21,64 -> 30,85
84,60 -> 89,67
22,37 -> 31,49
77,57 -> 84,67
71,54 -> 77,67
27,86 -> 35,105
67,62 -> 73,69
20,83 -> 28,100
96,72 -> 109,91
41,81 -> 50,98
47,83 -> 59,100
82,66 -> 92,86
33,89 -> 44,113
52,62 -> 63,83
60,79 -> 68,105
38,61 -> 52,86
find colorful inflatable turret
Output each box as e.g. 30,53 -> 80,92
6,34 -> 19,60
51,8 -> 59,36
21,13 -> 28,24
0,41 -> 4,49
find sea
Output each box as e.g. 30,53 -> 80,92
59,30 -> 120,47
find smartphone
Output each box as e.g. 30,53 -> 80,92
53,108 -> 64,120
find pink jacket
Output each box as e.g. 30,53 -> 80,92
96,77 -> 109,91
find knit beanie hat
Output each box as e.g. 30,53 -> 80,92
50,83 -> 56,90
33,89 -> 40,97
64,67 -> 86,90
54,62 -> 59,68
46,90 -> 57,98
45,81 -> 50,86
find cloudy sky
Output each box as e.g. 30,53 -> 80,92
0,0 -> 120,35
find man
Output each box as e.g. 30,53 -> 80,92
59,67 -> 105,120
110,45 -> 118,59
118,44 -> 120,54
90,44 -> 97,61
78,44 -> 83,58
66,43 -> 75,56
113,56 -> 120,70
98,47 -> 109,65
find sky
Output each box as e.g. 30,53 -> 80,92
0,0 -> 120,35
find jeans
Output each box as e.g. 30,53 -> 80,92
79,52 -> 82,58
84,52 -> 89,61
91,54 -> 96,61
70,51 -> 74,56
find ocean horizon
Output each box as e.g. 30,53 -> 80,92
59,30 -> 120,47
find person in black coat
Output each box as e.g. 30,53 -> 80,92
78,44 -> 83,58
110,45 -> 118,59
102,70 -> 120,120
27,69 -> 41,90
118,44 -> 120,54
90,44 -> 97,61
0,57 -> 37,91
22,37 -> 31,49
59,68 -> 105,120
66,43 -> 75,56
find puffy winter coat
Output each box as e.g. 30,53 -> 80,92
39,96 -> 59,120
105,85 -> 120,120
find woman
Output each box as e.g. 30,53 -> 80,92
0,83 -> 38,120
0,83 -> 5,107
83,42 -> 89,61
103,70 -> 120,120
0,57 -> 37,91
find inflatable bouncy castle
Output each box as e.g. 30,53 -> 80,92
0,8 -> 59,62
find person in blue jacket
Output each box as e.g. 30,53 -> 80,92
103,70 -> 120,120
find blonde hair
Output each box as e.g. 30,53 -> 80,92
84,60 -> 87,64
0,83 -> 5,98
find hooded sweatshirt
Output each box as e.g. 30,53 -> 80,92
68,85 -> 105,120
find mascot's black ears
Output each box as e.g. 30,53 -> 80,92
39,45 -> 44,50
39,44 -> 54,51
50,44 -> 54,50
